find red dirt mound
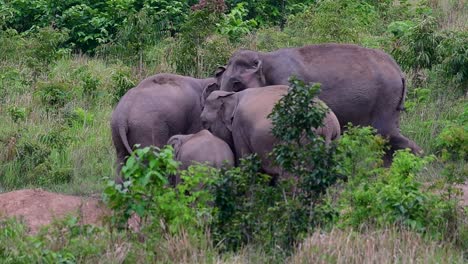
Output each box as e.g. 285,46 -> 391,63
0,189 -> 109,234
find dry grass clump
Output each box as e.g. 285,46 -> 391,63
289,227 -> 465,264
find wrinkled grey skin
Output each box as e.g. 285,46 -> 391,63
168,129 -> 234,184
217,43 -> 422,157
200,85 -> 340,177
111,73 -> 219,181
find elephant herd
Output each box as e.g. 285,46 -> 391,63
111,43 -> 422,182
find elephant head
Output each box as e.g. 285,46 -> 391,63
167,134 -> 189,159
200,91 -> 237,147
201,79 -> 220,106
218,50 -> 266,92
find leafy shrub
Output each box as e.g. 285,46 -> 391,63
437,30 -> 468,92
213,79 -> 339,252
0,217 -> 108,263
0,67 -> 31,100
81,71 -> 100,98
269,78 -> 338,200
387,20 -> 415,39
336,148 -> 455,235
286,0 -> 377,44
217,3 -> 257,41
6,106 -> 27,123
404,87 -> 431,111
111,67 -> 136,103
64,107 -> 95,128
97,9 -> 170,64
38,127 -> 73,151
437,125 -> 467,162
24,27 -> 70,73
104,146 -> 215,236
35,81 -> 72,110
436,106 -> 467,162
391,16 -> 441,83
170,7 -> 223,77
334,125 -> 387,180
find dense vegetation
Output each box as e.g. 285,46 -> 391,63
0,0 -> 467,262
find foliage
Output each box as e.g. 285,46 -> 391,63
217,3 -> 257,41
437,30 -> 468,91
212,79 -> 339,253
111,66 -> 137,103
336,148 -> 455,235
391,16 -> 441,74
0,216 -> 111,263
170,7 -> 224,77
334,126 -> 387,180
64,107 -> 95,128
286,0 -> 378,44
104,146 -> 215,236
6,106 -> 27,123
81,71 -> 100,98
1,0 -> 191,53
212,155 -> 303,254
35,81 -> 71,110
269,78 -> 338,200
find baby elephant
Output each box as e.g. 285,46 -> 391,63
168,130 -> 235,172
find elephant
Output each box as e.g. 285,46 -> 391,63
111,73 -> 219,181
168,129 -> 235,184
200,85 -> 340,178
215,43 -> 422,158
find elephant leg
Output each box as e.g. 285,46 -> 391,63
373,115 -> 422,166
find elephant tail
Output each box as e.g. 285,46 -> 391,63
119,124 -> 133,155
397,77 -> 406,111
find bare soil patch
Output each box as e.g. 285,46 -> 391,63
0,189 -> 109,234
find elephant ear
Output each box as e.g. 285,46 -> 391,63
215,66 -> 226,79
220,94 -> 238,132
201,82 -> 219,106
167,136 -> 184,159
253,59 -> 266,85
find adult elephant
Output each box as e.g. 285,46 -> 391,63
216,43 -> 422,157
111,73 -> 219,180
200,85 -> 341,177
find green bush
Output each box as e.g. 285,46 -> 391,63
0,217 -> 108,263
217,3 -> 257,42
213,78 -> 339,253
23,27 -> 70,73
104,146 -> 215,236
391,15 -> 441,84
269,78 -> 337,200
336,148 -> 456,235
6,106 -> 27,123
436,106 -> 467,162
64,107 -> 95,128
334,125 -> 387,180
437,30 -> 468,92
286,0 -> 377,44
35,81 -> 72,110
111,67 -> 136,103
170,7 -> 223,77
81,71 -> 100,98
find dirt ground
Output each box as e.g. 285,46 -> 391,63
0,189 -> 109,234
0,184 -> 467,234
